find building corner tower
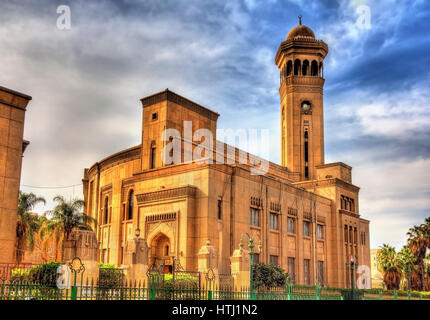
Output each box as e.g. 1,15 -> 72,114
275,17 -> 328,181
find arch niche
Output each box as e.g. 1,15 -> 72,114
149,232 -> 172,272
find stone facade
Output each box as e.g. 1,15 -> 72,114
82,22 -> 371,288
0,86 -> 31,264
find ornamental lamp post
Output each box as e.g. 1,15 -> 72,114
345,254 -> 358,299
240,232 -> 262,295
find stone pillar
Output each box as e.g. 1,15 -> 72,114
230,248 -> 250,290
197,239 -> 218,272
62,230 -> 99,284
0,86 -> 32,264
124,237 -> 149,284
197,240 -> 218,289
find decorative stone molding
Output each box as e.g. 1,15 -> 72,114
145,212 -> 177,224
136,185 -> 197,203
287,207 -> 298,216
339,209 -> 360,219
270,202 -> 281,212
250,197 -> 262,208
100,184 -> 112,193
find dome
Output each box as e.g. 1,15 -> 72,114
286,17 -> 315,40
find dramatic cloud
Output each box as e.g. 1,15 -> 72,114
0,0 -> 429,250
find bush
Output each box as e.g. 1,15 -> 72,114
29,261 -> 61,286
252,263 -> 288,290
98,263 -> 124,288
10,268 -> 30,282
164,273 -> 198,289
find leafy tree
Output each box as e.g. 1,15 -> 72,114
252,263 -> 288,290
376,244 -> 401,290
397,245 -> 416,291
407,217 -> 430,290
40,196 -> 96,260
16,192 -> 46,263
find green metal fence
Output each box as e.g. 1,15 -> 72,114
1,279 -> 429,301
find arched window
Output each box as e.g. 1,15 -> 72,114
302,60 -> 309,76
294,59 -> 301,76
311,60 -> 318,76
287,60 -> 293,76
127,190 -> 134,220
319,62 -> 323,77
104,196 -> 109,224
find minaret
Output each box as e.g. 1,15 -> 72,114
275,16 -> 328,181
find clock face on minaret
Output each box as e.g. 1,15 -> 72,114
275,17 -> 328,181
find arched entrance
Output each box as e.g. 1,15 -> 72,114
150,232 -> 172,273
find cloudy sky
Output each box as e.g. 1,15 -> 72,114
1,0 -> 429,250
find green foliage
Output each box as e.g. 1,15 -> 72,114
16,191 -> 46,263
252,263 -> 288,290
29,261 -> 61,286
10,268 -> 31,282
98,264 -> 124,288
164,273 -> 198,289
41,195 -> 96,242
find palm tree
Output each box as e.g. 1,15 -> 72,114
16,192 -> 46,264
40,196 -> 96,260
397,245 -> 416,291
376,244 -> 401,290
407,217 -> 430,290
424,253 -> 430,291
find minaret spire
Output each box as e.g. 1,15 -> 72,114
298,15 -> 302,25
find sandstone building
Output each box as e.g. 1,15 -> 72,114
0,86 -> 31,264
83,20 -> 371,288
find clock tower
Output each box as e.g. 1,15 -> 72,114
275,17 -> 328,180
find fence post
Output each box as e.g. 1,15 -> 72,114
393,290 -> 397,300
315,285 -> 321,301
208,289 -> 212,300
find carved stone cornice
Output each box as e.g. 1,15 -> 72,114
140,89 -> 219,121
339,209 -> 360,219
294,178 -> 360,193
100,184 -> 112,193
136,185 -> 197,203
87,145 -> 141,178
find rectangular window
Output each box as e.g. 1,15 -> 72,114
317,224 -> 323,239
89,181 -> 94,217
287,217 -> 295,234
304,259 -> 311,285
303,221 -> 310,237
270,212 -> 279,230
354,227 -> 358,244
102,249 -> 107,263
250,207 -> 259,227
344,225 -> 348,243
270,255 -> 279,266
288,257 -> 296,283
217,199 -> 222,220
253,253 -> 260,264
150,146 -> 156,169
317,261 -> 324,286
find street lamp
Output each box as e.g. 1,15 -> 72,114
240,232 -> 262,295
345,254 -> 358,299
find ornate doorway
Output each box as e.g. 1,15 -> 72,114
150,232 -> 172,273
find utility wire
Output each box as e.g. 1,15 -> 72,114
20,183 -> 83,189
